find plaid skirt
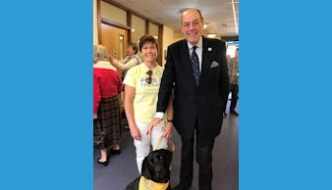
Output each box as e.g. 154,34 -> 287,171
94,96 -> 121,149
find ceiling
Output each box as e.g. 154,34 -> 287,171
110,0 -> 239,41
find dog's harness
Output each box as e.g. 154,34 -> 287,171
138,176 -> 169,190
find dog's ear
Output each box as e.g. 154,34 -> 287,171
141,153 -> 153,179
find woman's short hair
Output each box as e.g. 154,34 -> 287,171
139,35 -> 158,52
94,45 -> 109,62
128,42 -> 139,54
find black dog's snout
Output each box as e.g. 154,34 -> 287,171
155,165 -> 166,178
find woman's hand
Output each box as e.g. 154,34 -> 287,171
109,54 -> 114,62
93,114 -> 98,119
146,118 -> 162,135
130,125 -> 141,141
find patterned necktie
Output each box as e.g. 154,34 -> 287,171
191,46 -> 200,85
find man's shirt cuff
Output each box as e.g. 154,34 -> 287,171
155,112 -> 164,119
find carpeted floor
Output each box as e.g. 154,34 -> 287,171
94,100 -> 238,190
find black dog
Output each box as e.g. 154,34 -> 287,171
125,149 -> 173,190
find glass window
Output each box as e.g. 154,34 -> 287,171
131,15 -> 145,45
100,1 -> 127,26
149,22 -> 159,39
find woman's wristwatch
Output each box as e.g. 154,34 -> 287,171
167,119 -> 173,123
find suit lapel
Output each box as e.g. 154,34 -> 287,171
179,41 -> 197,86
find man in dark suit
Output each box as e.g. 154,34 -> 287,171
149,8 -> 229,190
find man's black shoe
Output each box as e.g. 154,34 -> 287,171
173,184 -> 190,190
230,110 -> 239,116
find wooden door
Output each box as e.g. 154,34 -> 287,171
100,23 -> 128,114
100,23 -> 128,77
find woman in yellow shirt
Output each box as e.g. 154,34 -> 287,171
123,35 -> 173,174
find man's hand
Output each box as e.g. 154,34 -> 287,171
146,118 -> 162,135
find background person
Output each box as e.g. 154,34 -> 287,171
94,45 -> 123,166
110,43 -> 141,130
222,52 -> 232,116
110,42 -> 141,81
227,47 -> 239,115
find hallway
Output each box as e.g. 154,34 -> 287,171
94,101 -> 238,190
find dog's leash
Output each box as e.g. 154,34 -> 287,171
154,135 -> 175,152
153,135 -> 175,174
139,136 -> 174,190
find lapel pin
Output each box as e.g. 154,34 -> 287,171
208,47 -> 212,51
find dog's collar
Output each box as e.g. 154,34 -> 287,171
139,176 -> 169,190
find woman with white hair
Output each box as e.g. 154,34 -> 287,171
93,45 -> 122,166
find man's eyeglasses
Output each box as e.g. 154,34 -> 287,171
145,70 -> 152,84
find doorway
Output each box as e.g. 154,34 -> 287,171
100,23 -> 128,113
100,23 -> 128,78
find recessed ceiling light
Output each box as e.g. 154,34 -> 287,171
207,34 -> 216,38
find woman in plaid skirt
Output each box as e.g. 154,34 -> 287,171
93,45 -> 123,166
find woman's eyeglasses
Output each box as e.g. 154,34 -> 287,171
145,70 -> 152,84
